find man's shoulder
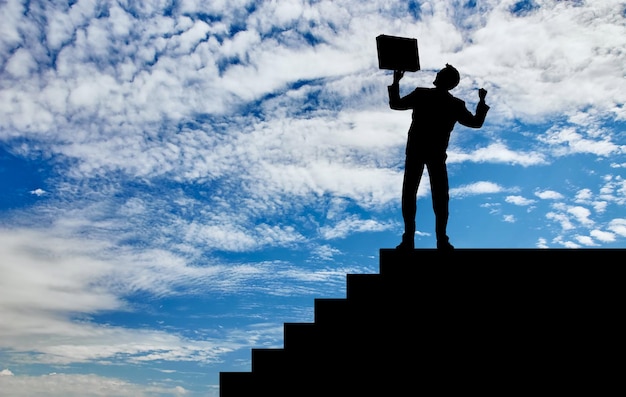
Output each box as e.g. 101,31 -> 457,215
453,95 -> 465,103
409,87 -> 431,94
410,87 -> 445,98
448,93 -> 466,106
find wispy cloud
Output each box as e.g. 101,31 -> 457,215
449,142 -> 547,166
450,181 -> 507,197
538,126 -> 625,157
0,227 -> 349,369
0,372 -> 191,397
319,215 -> 397,240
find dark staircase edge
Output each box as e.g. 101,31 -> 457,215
220,248 -> 626,396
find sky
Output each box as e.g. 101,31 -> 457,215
0,0 -> 625,395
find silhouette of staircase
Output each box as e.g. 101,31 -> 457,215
220,248 -> 625,396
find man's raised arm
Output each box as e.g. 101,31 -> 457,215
388,70 -> 412,110
458,88 -> 490,128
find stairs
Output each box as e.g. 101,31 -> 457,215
220,248 -> 625,396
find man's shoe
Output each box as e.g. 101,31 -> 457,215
436,241 -> 455,251
396,240 -> 414,251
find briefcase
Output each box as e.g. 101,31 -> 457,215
376,34 -> 420,72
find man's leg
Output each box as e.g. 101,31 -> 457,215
427,160 -> 453,250
398,156 -> 424,250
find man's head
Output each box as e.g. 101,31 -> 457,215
433,64 -> 460,90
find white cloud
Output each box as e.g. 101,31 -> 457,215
0,373 -> 192,397
0,227 -> 338,367
1,0 -> 623,152
538,126 -> 624,157
1,369 -> 14,376
608,219 -> 626,237
575,235 -> 599,247
590,229 -> 616,243
561,240 -> 581,249
450,181 -> 505,197
599,175 -> 626,205
183,221 -> 305,252
573,188 -> 610,213
5,48 -> 38,78
546,211 -> 575,231
551,235 -> 582,248
503,214 -> 516,223
461,0 -> 626,122
449,143 -> 546,166
505,195 -> 536,206
575,188 -> 593,203
592,201 -> 608,213
481,202 -> 501,215
29,188 -> 46,196
311,244 -> 342,261
567,206 -> 594,226
320,215 -> 396,240
535,190 -> 564,200
0,229 -> 123,317
545,203 -> 595,233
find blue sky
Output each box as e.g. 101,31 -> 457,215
1,0 -> 625,395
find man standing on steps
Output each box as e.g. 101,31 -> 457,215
388,64 -> 490,251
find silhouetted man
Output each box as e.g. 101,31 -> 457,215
389,64 -> 489,250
